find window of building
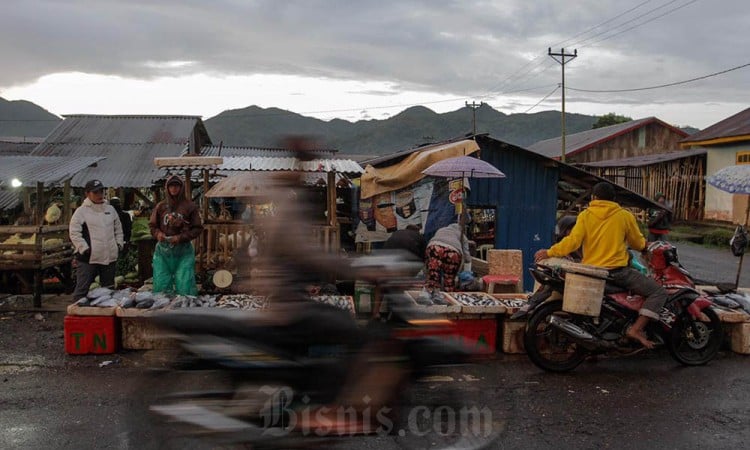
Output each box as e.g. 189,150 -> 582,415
736,151 -> 750,164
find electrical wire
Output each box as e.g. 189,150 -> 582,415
549,0 -> 654,49
582,0 -> 700,48
524,85 -> 560,113
567,61 -> 750,93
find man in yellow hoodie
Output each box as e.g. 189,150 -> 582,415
534,182 -> 667,349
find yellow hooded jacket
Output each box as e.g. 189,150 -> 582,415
548,200 -> 646,269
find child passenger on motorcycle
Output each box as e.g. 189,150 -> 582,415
534,182 -> 668,349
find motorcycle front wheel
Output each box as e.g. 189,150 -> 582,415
523,301 -> 587,373
666,307 -> 722,366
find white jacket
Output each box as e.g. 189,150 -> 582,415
69,198 -> 124,265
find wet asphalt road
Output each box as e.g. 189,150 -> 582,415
1,324 -> 748,450
670,240 -> 750,288
1,241 -> 750,449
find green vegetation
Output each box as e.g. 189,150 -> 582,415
592,113 -> 632,129
667,223 -> 734,248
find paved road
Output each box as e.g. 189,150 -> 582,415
670,241 -> 750,288
1,309 -> 749,450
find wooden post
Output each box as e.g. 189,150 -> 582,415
326,171 -> 339,252
184,169 -> 192,200
35,182 -> 44,226
63,180 -> 72,223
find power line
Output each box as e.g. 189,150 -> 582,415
569,0 -> 684,48
583,0 -> 700,48
479,0 -> 691,101
567,61 -> 750,93
524,85 -> 560,113
550,0 -> 654,49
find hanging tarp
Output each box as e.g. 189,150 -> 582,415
355,177 -> 462,243
359,140 -> 479,199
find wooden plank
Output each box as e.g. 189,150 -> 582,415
501,319 -> 526,354
67,304 -> 117,316
729,322 -> 750,354
714,307 -> 750,324
154,156 -> 223,167
0,225 -> 43,234
121,316 -> 176,350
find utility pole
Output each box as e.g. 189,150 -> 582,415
466,101 -> 484,136
548,48 -> 577,162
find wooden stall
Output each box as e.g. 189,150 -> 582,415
0,224 -> 73,306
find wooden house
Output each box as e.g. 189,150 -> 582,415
681,107 -> 750,223
529,117 -> 704,221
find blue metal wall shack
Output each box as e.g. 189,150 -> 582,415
469,136 -> 559,289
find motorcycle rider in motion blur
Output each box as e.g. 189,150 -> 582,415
534,182 -> 668,349
247,136 -> 409,434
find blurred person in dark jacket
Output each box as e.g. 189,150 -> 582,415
149,175 -> 203,295
382,225 -> 426,262
109,197 -> 132,248
647,193 -> 672,242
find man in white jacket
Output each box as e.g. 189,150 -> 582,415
69,179 -> 124,302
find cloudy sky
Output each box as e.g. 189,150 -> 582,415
1,0 -> 748,128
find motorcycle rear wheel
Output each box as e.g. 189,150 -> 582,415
666,307 -> 722,366
524,301 -> 587,372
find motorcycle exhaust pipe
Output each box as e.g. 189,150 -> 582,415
547,315 -> 616,351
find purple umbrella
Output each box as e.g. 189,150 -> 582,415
422,156 -> 506,179
423,155 -> 505,233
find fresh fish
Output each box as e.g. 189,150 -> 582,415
75,297 -> 91,306
87,287 -> 113,299
726,293 -> 750,314
136,298 -> 155,309
96,298 -> 118,307
120,296 -> 136,308
710,295 -> 740,309
90,295 -> 113,306
135,291 -> 154,302
150,296 -> 171,310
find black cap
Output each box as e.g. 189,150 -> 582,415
84,179 -> 105,192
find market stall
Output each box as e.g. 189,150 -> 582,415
0,155 -> 105,305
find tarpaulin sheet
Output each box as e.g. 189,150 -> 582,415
360,140 -> 479,199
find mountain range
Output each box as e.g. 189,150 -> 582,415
0,96 -> 697,155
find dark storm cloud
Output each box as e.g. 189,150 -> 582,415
1,0 -> 748,106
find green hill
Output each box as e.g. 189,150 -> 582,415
0,97 -> 61,138
204,103 -> 599,155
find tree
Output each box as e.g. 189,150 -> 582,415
592,113 -> 632,129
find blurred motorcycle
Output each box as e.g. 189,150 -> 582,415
129,251 -> 496,449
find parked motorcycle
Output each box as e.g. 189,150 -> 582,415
129,252 -> 495,449
515,241 -> 722,372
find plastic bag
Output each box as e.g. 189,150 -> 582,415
730,225 -> 748,257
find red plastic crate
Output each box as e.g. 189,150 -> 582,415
395,318 -> 497,354
64,315 -> 117,354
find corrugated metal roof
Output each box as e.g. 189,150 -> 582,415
31,115 -> 211,188
0,155 -> 105,187
0,190 -> 21,211
528,117 -> 687,159
200,145 -> 336,157
217,156 -> 363,173
160,156 -> 362,173
577,148 -> 706,168
681,107 -> 750,144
